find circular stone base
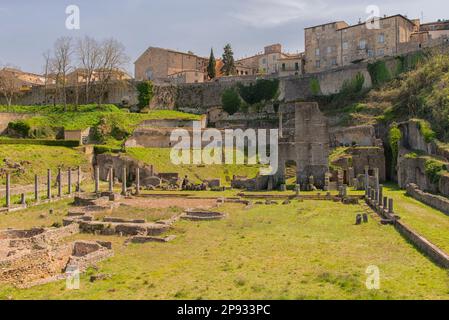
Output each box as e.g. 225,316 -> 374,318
181,209 -> 226,221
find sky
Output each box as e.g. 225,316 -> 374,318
0,0 -> 447,75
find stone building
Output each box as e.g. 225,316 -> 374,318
276,54 -> 304,77
304,15 -> 419,73
134,47 -> 208,82
236,44 -> 303,76
276,102 -> 329,189
420,20 -> 449,39
167,70 -> 205,84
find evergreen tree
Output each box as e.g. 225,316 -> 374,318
221,44 -> 236,76
207,48 -> 216,80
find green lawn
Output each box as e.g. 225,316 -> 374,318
0,199 -> 448,300
382,184 -> 449,254
0,145 -> 89,186
126,147 -> 262,185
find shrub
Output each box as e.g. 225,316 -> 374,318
416,119 -> 437,143
368,61 -> 392,86
237,79 -> 280,105
7,121 -> 31,137
310,78 -> 321,96
340,73 -> 365,95
136,81 -> 154,109
389,125 -> 402,167
424,159 -> 446,184
221,88 -> 242,115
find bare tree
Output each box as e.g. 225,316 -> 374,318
96,38 -> 129,106
77,36 -> 101,104
52,37 -> 73,111
42,50 -> 53,104
0,66 -> 22,108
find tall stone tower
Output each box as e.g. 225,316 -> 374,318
277,102 -> 329,189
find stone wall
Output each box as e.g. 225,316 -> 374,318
406,183 -> 449,216
329,125 -> 377,147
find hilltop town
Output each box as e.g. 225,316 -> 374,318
1,12 -> 449,301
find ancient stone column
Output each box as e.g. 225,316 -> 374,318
374,168 -> 380,190
21,193 -> 26,206
47,169 -> 52,200
342,185 -> 347,198
295,184 -> 301,197
121,167 -> 127,196
388,198 -> 394,214
378,185 -> 383,206
367,187 -> 371,200
279,111 -> 283,138
135,167 -> 140,195
364,166 -> 369,196
348,167 -> 355,187
76,166 -> 81,192
109,168 -> 114,193
5,172 -> 11,208
34,174 -> 39,202
57,168 -> 62,198
383,197 -> 388,209
68,169 -> 72,195
94,166 -> 100,194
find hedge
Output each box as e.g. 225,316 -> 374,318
94,145 -> 122,154
0,139 -> 80,147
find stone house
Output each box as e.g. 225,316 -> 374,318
304,15 -> 419,73
134,47 -> 208,82
236,44 -> 302,76
167,69 -> 205,84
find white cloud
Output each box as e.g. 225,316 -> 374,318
228,0 -> 374,28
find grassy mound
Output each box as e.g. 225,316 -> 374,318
0,145 -> 89,186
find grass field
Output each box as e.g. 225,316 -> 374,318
381,184 -> 449,254
0,145 -> 89,186
126,147 -> 262,185
0,198 -> 448,300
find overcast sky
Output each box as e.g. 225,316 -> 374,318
0,0 -> 447,75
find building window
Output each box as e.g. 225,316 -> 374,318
315,48 -> 320,56
327,46 -> 332,54
331,59 -> 337,66
378,49 -> 385,56
282,63 -> 286,71
343,42 -> 348,50
368,50 -> 374,57
378,34 -> 385,44
262,58 -> 267,64
359,40 -> 367,50
315,60 -> 320,68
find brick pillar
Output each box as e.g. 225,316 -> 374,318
68,169 -> 72,195
57,168 -> 62,198
364,166 -> 369,196
135,167 -> 140,195
5,172 -> 10,208
77,166 -> 81,192
378,185 -> 383,206
121,167 -> 127,196
374,168 -> 380,190
388,198 -> 394,214
34,174 -> 39,202
47,169 -> 52,199
94,166 -> 100,194
109,167 -> 114,193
